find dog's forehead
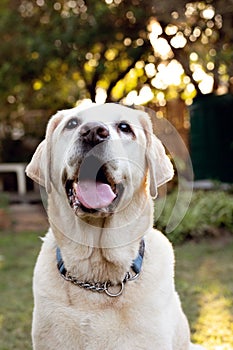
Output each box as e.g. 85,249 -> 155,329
76,104 -> 144,125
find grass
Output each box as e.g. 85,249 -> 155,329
175,237 -> 233,349
0,230 -> 233,350
0,231 -> 41,350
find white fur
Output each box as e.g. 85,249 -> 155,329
26,104 -> 205,350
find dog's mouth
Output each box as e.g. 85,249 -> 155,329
65,156 -> 123,215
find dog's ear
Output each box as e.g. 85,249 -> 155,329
26,112 -> 63,193
26,139 -> 49,190
141,114 -> 174,198
146,134 -> 174,198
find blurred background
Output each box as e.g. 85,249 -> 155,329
0,0 -> 233,182
0,1 -> 233,349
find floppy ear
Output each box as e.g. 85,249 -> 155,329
26,140 -> 50,191
140,113 -> 174,198
26,112 -> 63,193
146,134 -> 174,198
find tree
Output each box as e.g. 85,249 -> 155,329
156,0 -> 233,96
0,0 -> 232,157
0,0 -> 156,112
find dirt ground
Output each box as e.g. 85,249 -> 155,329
9,203 -> 49,232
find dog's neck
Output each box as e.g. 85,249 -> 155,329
48,189 -> 153,284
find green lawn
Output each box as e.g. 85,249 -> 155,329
175,237 -> 233,350
0,230 -> 233,350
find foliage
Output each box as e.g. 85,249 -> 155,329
155,190 -> 233,243
0,230 -> 233,349
0,0 -> 232,114
0,0 -> 233,161
0,0 -> 155,113
155,0 -> 233,97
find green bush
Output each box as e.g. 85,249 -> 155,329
154,190 -> 233,243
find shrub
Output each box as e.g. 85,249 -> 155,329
154,190 -> 233,243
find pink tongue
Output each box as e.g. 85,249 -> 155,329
74,181 -> 116,209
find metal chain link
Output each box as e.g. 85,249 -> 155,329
61,269 -> 140,297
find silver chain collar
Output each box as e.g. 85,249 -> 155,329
56,240 -> 145,297
61,269 -> 140,297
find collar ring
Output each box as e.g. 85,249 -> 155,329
104,281 -> 125,297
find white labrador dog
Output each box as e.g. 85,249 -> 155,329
26,103 -> 204,350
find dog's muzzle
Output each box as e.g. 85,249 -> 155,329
64,122 -> 124,216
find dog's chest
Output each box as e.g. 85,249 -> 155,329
59,293 -> 156,349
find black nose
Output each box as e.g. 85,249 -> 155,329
80,122 -> 110,146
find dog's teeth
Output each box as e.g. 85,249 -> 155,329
68,194 -> 74,203
73,200 -> 80,210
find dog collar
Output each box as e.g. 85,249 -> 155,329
56,239 -> 145,297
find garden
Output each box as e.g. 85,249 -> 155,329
0,189 -> 233,349
0,0 -> 233,348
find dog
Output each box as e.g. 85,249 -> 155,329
26,103 -> 205,349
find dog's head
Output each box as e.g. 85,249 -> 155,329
26,103 -> 173,218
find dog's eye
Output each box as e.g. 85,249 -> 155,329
118,122 -> 132,133
65,118 -> 79,130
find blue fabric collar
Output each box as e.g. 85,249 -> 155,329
131,238 -> 145,274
